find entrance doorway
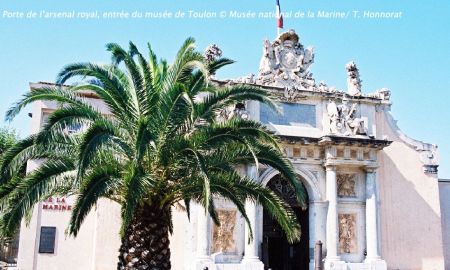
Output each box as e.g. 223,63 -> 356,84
262,175 -> 309,270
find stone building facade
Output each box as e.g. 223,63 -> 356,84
17,30 -> 446,270
439,178 -> 450,269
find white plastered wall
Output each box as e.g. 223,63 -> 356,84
376,107 -> 445,270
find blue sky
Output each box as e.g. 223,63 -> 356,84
0,0 -> 449,178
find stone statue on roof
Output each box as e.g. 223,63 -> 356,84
346,61 -> 362,96
204,44 -> 222,64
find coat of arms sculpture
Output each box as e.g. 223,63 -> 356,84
257,29 -> 315,96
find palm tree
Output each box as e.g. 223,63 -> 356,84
0,38 -> 306,269
0,128 -> 20,264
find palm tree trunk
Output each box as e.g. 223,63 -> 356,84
118,204 -> 171,270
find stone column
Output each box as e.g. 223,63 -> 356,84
310,201 -> 328,269
241,166 -> 264,269
242,199 -> 260,261
365,167 -> 381,261
325,165 -> 340,262
309,201 -> 317,269
196,204 -> 212,265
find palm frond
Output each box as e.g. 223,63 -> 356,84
77,119 -> 130,180
5,87 -> 86,122
194,85 -> 279,123
68,164 -> 121,236
0,158 -> 75,235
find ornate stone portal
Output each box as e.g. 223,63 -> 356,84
339,213 -> 358,253
204,29 -> 394,270
212,210 -> 237,253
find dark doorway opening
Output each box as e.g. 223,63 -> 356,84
262,175 -> 309,270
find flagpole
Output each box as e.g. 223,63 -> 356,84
276,0 -> 283,37
276,0 -> 279,37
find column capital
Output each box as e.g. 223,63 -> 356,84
364,165 -> 379,173
309,200 -> 328,205
325,164 -> 337,171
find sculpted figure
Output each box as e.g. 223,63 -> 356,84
217,106 -> 233,122
213,210 -> 236,253
294,42 -> 304,55
339,214 -> 357,253
327,100 -> 340,134
375,87 -> 391,100
318,81 -> 329,92
259,39 -> 277,75
237,73 -> 255,84
301,46 -> 315,75
257,39 -> 279,85
344,103 -> 367,135
340,98 -> 351,119
327,97 -> 367,136
233,103 -> 249,120
204,44 -> 222,63
284,86 -> 297,101
346,61 -> 362,96
338,174 -> 356,197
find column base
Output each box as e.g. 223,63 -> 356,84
322,260 -> 387,270
240,258 -> 264,270
364,255 -> 382,262
364,258 -> 387,270
324,258 -> 346,270
309,259 -> 315,270
195,257 -> 214,270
